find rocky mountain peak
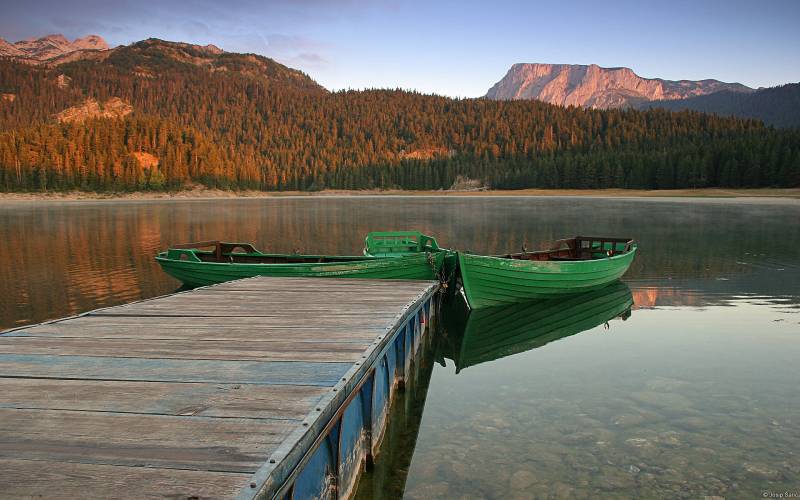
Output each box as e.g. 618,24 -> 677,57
486,63 -> 754,109
72,35 -> 109,51
0,34 -> 109,63
203,44 -> 224,55
0,38 -> 24,57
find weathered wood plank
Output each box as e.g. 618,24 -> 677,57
178,288 -> 427,297
0,408 -> 292,472
106,294 -> 416,308
0,378 -> 326,419
90,307 -> 409,317
0,458 -> 251,500
0,337 -> 369,362
0,354 -> 350,385
186,290 -> 427,298
7,314 -> 393,332
92,308 -> 400,318
4,325 -> 387,342
208,277 -> 433,290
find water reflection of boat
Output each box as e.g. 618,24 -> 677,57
440,282 -> 633,372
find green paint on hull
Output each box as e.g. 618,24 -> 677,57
156,251 -> 445,288
442,282 -> 633,371
458,246 -> 637,309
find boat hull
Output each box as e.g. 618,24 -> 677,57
458,247 -> 637,309
156,252 -> 445,288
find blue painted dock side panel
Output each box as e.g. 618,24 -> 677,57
290,430 -> 337,499
338,391 -> 367,498
371,356 -> 390,452
259,293 -> 437,500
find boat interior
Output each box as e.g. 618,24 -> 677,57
364,231 -> 441,257
169,241 -> 373,264
498,236 -> 634,261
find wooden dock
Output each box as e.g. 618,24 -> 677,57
0,277 -> 438,499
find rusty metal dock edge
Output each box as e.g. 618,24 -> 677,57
238,281 -> 439,500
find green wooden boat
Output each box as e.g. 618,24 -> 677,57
440,282 -> 633,372
459,236 -> 637,309
156,240 -> 446,288
364,231 -> 458,286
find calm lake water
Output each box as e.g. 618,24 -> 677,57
1,196 -> 799,498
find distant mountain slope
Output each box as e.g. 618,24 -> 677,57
0,35 -> 324,93
0,34 -> 108,63
103,39 -> 325,92
486,63 -> 753,109
642,83 -> 800,128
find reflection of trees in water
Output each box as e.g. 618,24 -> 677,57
1,199 -> 797,328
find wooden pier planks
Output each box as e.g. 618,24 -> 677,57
0,277 -> 437,499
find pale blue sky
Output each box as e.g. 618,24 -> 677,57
2,0 -> 798,96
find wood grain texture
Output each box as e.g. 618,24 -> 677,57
0,337 -> 369,362
5,324 -> 388,342
0,408 -> 292,472
0,276 -> 437,498
0,378 -> 327,419
0,458 -> 251,500
0,354 -> 351,385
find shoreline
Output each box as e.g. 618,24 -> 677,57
1,187 -> 799,202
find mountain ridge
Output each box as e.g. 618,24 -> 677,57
486,63 -> 753,109
0,34 -> 109,63
642,83 -> 800,128
0,35 -> 325,94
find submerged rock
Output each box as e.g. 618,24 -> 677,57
630,391 -> 694,410
509,470 -> 538,490
645,377 -> 691,392
613,413 -> 646,427
742,462 -> 783,480
625,437 -> 651,448
405,481 -> 450,499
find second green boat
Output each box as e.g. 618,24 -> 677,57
459,235 -> 637,309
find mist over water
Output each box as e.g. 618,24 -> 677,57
2,197 -> 799,498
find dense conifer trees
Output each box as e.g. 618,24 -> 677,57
0,52 -> 797,192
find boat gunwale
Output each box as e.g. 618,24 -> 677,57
155,251 -> 441,269
492,235 -> 637,262
463,245 -> 638,268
